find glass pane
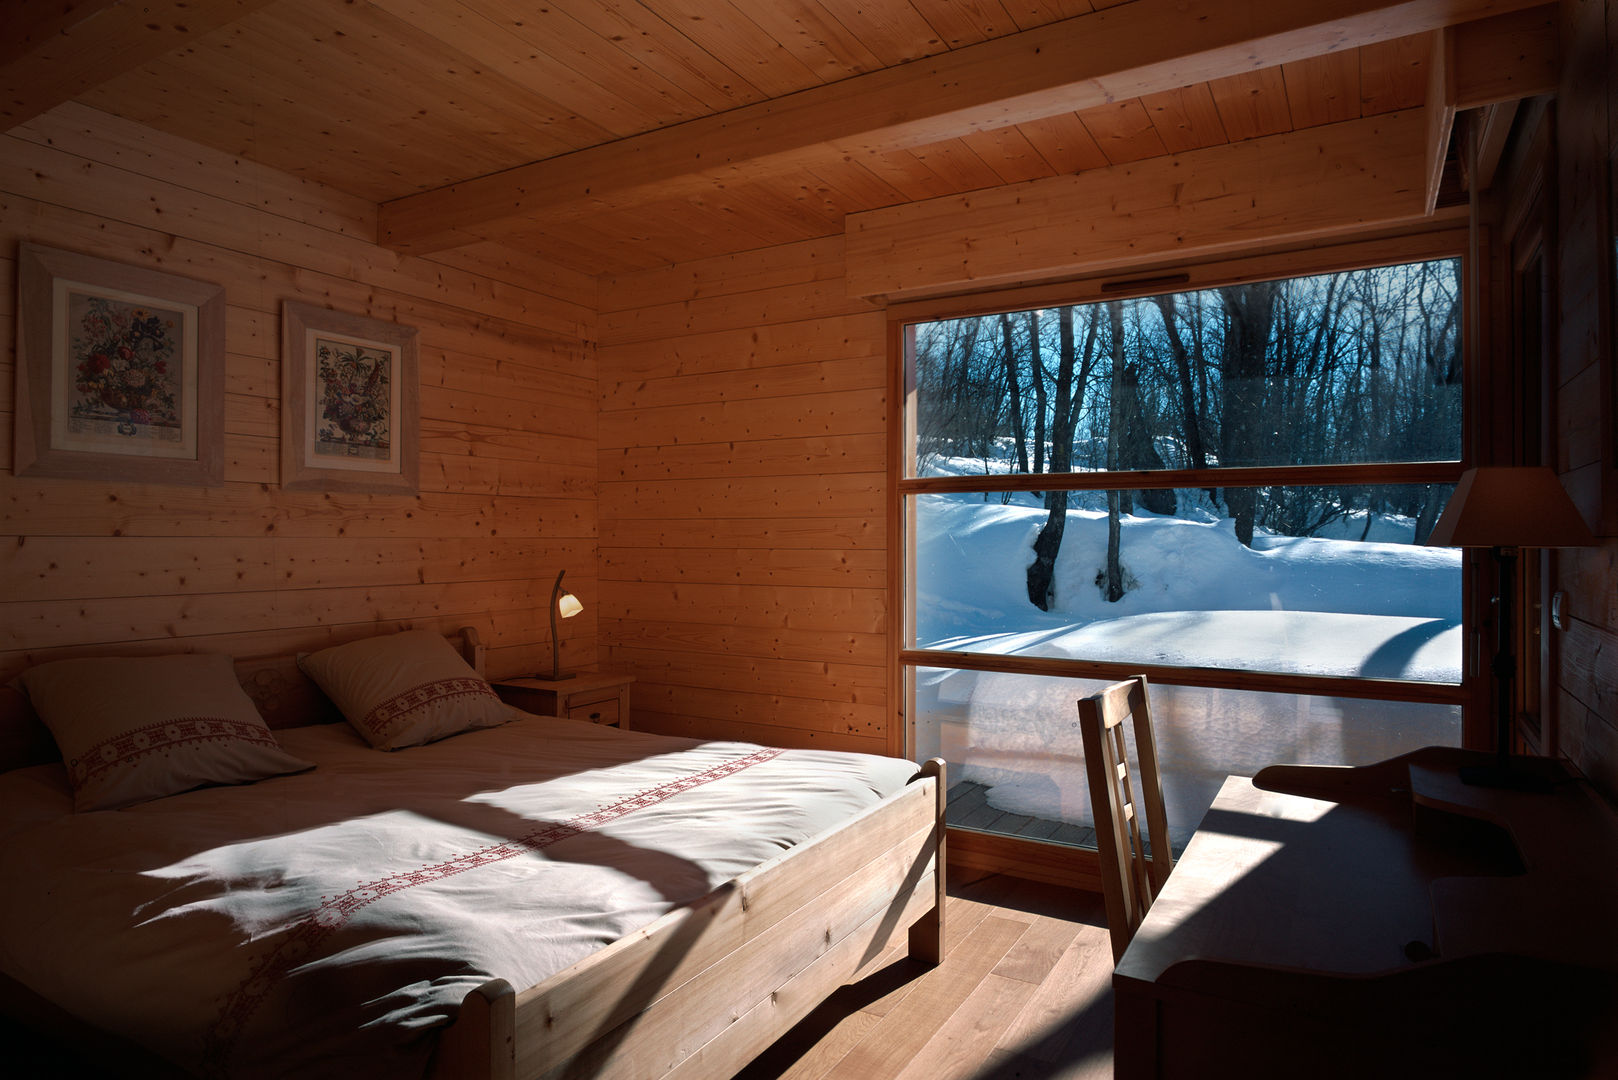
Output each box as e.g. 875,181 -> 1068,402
913,668 -> 1461,850
909,259 -> 1462,478
911,484 -> 1461,684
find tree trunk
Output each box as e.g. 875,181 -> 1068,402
1026,310 -> 1047,479
999,313 -> 1029,474
1105,301 -> 1127,602
1218,282 -> 1278,547
1119,361 -> 1175,515
1026,308 -> 1081,610
1152,292 -> 1208,473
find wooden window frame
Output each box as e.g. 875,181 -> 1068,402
884,229 -> 1480,853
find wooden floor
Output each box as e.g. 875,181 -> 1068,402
737,872 -> 1115,1080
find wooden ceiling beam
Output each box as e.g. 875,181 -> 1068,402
0,0 -> 276,131
1423,4 -> 1558,213
843,109 -> 1440,300
378,0 -> 1549,255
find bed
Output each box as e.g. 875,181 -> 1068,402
0,626 -> 946,1079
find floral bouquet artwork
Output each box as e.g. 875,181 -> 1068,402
66,293 -> 187,444
15,243 -> 223,484
312,335 -> 393,462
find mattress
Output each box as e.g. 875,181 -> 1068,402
0,710 -> 919,1078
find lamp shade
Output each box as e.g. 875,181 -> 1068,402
558,591 -> 583,618
1426,467 -> 1596,549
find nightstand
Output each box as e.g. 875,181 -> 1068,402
493,671 -> 634,729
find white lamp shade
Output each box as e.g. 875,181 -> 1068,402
557,592 -> 583,619
1427,466 -> 1595,549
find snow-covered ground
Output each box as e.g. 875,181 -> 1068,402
909,484 -> 1463,841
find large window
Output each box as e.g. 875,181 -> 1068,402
898,245 -> 1468,850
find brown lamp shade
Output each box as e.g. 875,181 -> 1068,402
1427,466 -> 1596,549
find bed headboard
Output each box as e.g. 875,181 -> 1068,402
0,626 -> 485,773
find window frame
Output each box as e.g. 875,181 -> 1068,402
886,228 -> 1480,766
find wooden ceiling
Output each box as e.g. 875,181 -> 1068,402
3,0 -> 1560,277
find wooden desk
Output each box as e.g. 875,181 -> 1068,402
1113,747 -> 1618,1079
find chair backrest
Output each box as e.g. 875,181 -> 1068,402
1077,674 -> 1173,963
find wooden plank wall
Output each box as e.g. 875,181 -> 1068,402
0,104 -> 599,683
596,238 -> 893,754
1552,0 -> 1618,801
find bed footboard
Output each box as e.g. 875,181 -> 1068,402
429,757 -> 947,1080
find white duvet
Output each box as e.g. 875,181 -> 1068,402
0,711 -> 919,1078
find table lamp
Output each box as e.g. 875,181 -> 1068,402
546,569 -> 584,680
1426,466 -> 1595,791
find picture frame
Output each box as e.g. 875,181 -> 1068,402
13,243 -> 225,485
280,301 -> 419,494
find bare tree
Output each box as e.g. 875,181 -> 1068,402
998,313 -> 1030,474
1104,301 -> 1127,601
1026,307 -> 1100,609
1217,281 -> 1279,547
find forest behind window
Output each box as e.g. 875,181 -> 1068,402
910,258 -> 1462,615
901,258 -> 1467,845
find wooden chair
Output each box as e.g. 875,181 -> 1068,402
1078,675 -> 1174,963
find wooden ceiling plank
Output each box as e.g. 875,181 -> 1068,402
1079,99 -> 1172,164
638,0 -> 827,97
905,0 -> 1022,48
845,108 -> 1432,299
1207,66 -> 1294,142
355,0 -> 661,142
721,179 -> 847,241
907,137 -> 1009,191
812,0 -> 950,66
1001,1 -> 1098,33
566,0 -> 769,112
379,0 -> 1547,253
1359,32 -> 1431,115
735,0 -> 890,80
856,149 -> 961,201
185,11 -> 536,185
81,51 -> 475,202
1140,83 -> 1229,154
1,0 -> 277,130
1017,111 -> 1112,174
1282,51 -> 1362,129
803,158 -> 914,211
959,124 -> 1061,185
452,0 -> 718,127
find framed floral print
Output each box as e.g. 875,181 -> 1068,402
280,301 -> 418,494
13,243 -> 224,484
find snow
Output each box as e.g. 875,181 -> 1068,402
909,483 -> 1464,841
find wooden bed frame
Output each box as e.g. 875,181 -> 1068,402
0,626 -> 947,1080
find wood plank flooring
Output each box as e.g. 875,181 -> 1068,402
737,872 -> 1115,1080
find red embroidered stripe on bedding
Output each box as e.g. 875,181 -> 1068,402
70,717 -> 280,787
204,745 -> 785,1075
359,676 -> 498,739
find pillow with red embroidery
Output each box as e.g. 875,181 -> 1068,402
16,653 -> 315,812
296,629 -> 509,750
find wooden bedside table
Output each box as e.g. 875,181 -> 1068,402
493,672 -> 634,729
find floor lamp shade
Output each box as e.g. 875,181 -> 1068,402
1427,466 -> 1596,549
1425,467 -> 1594,790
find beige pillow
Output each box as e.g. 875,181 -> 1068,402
297,630 -> 508,750
16,653 -> 315,812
